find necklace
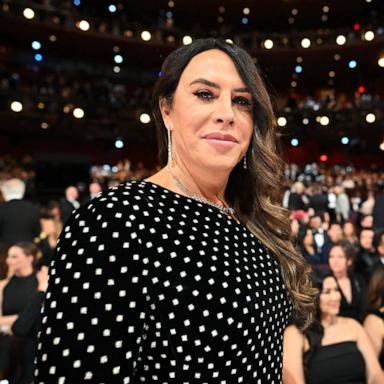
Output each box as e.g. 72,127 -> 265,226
166,166 -> 235,215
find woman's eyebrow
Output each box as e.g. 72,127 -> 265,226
189,78 -> 250,93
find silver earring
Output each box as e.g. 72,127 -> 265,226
243,154 -> 247,169
166,127 -> 173,162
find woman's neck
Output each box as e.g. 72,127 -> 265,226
333,270 -> 348,280
321,314 -> 338,328
169,161 -> 229,204
14,265 -> 34,277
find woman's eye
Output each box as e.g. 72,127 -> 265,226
194,90 -> 213,100
233,96 -> 252,107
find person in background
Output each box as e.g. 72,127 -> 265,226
0,242 -> 39,382
297,228 -> 323,266
364,266 -> 384,369
309,215 -> 330,260
360,189 -> 375,217
355,228 -> 380,282
361,214 -> 374,230
35,214 -> 62,268
283,274 -> 383,384
0,179 -> 40,279
308,183 -> 329,218
343,221 -> 359,249
372,187 -> 384,230
287,181 -> 308,211
80,181 -> 103,206
373,230 -> 384,266
335,185 -> 350,224
328,242 -> 366,322
60,185 -> 80,224
0,179 -> 40,251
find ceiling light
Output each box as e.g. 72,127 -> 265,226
141,31 -> 151,41
73,108 -> 85,119
23,8 -> 35,19
336,35 -> 346,45
301,38 -> 311,48
264,39 -> 273,49
10,101 -> 23,112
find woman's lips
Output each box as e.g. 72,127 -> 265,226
203,133 -> 238,150
203,133 -> 238,142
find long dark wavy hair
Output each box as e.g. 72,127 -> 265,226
151,38 -> 317,325
301,273 -> 336,378
367,265 -> 384,312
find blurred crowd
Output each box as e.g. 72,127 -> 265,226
282,163 -> 384,382
2,68 -> 383,119
0,156 -> 383,381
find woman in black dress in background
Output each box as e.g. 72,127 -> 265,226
35,38 -> 316,383
0,242 -> 39,381
283,274 -> 383,383
328,242 -> 366,322
364,266 -> 384,369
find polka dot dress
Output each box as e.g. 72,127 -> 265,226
34,181 -> 292,383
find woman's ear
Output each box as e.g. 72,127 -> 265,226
159,97 -> 172,129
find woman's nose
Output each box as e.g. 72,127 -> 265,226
213,96 -> 235,125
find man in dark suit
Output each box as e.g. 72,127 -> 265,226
0,179 -> 40,277
60,185 -> 80,225
0,178 -> 40,248
373,191 -> 384,230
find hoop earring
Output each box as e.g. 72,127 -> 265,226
166,126 -> 173,162
243,154 -> 247,170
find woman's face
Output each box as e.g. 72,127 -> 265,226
41,219 -> 57,236
319,276 -> 341,316
161,49 -> 254,173
6,246 -> 33,274
328,245 -> 350,274
343,222 -> 355,236
303,229 -> 314,245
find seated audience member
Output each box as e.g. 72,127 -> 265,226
361,214 -> 374,230
355,228 -> 380,282
10,267 -> 47,384
335,185 -> 351,224
287,181 -> 308,211
328,243 -> 366,322
373,189 -> 384,230
283,274 -> 383,384
298,228 -> 322,265
308,215 -> 330,259
60,185 -> 80,224
35,214 -> 62,268
322,222 -> 344,259
308,184 -> 329,217
0,242 -> 39,381
81,181 -> 103,205
343,221 -> 359,249
0,179 -> 40,278
373,230 -> 384,265
364,266 -> 384,369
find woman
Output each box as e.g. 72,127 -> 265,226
35,38 -> 316,383
298,228 -> 323,266
0,242 -> 39,381
283,274 -> 383,383
35,214 -> 62,268
328,242 -> 366,322
364,266 -> 384,369
343,221 -> 359,249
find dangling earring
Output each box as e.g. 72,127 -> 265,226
166,126 -> 173,162
243,154 -> 247,170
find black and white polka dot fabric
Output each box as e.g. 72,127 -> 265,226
34,181 -> 292,383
